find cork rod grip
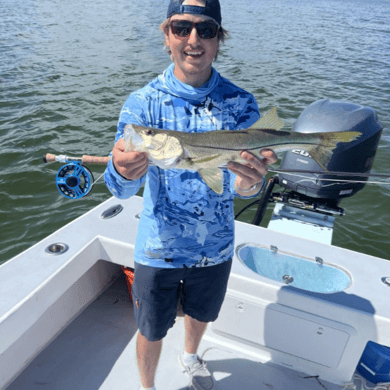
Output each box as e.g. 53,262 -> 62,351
81,155 -> 111,165
43,153 -> 110,165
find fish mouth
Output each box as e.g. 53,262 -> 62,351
127,125 -> 168,152
124,124 -> 147,151
130,128 -> 146,149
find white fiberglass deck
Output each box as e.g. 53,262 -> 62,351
6,273 -> 344,390
2,195 -> 390,390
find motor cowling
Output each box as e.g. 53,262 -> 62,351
278,99 -> 383,200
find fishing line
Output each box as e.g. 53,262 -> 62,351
270,168 -> 390,179
90,172 -> 105,188
268,169 -> 390,186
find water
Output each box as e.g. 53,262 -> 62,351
1,0 -> 389,265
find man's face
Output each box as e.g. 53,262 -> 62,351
165,13 -> 219,87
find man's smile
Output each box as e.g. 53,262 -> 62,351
184,50 -> 204,59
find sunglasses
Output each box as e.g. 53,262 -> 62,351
170,20 -> 220,39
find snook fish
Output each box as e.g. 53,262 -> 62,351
124,108 -> 361,194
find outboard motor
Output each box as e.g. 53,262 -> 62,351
278,99 -> 383,201
251,99 -> 383,244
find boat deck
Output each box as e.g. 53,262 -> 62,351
6,273 -> 354,390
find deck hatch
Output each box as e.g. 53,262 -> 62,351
213,296 -> 350,368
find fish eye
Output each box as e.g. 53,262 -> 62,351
145,129 -> 154,136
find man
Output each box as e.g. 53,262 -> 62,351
104,1 -> 277,389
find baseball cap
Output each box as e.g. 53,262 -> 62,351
167,0 -> 222,26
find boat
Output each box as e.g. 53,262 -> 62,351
1,100 -> 390,390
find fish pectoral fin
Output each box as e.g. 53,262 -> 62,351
306,146 -> 331,170
249,107 -> 284,130
198,168 -> 224,194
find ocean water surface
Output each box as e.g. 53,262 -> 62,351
1,0 -> 389,264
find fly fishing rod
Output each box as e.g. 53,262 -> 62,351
44,153 -> 390,200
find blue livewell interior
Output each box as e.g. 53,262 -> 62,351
237,244 -> 351,294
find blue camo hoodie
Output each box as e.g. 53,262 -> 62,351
104,64 -> 261,268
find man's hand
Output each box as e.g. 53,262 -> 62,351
227,149 -> 277,193
112,139 -> 149,181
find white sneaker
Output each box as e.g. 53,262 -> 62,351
179,351 -> 214,390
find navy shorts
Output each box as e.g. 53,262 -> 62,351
132,260 -> 232,342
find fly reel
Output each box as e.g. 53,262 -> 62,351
55,163 -> 94,199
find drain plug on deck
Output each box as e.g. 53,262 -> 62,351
101,204 -> 123,219
282,275 -> 294,284
45,243 -> 69,256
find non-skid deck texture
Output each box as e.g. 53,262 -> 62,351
7,275 -> 347,390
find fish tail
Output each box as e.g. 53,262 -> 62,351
307,131 -> 361,169
321,131 -> 361,145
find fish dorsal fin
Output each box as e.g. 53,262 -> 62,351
249,107 -> 284,130
198,168 -> 224,194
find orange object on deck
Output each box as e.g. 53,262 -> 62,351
122,266 -> 135,302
